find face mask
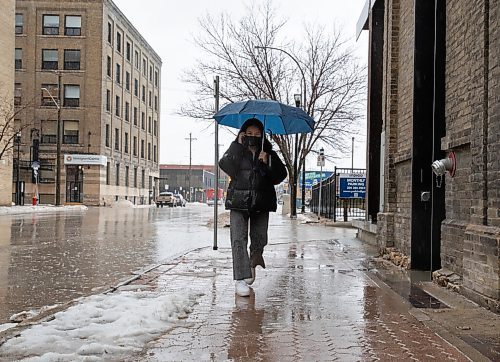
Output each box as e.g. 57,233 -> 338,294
244,136 -> 262,148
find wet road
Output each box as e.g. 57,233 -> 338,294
0,205 -> 223,323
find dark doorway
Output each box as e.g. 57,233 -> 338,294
411,0 -> 446,271
366,0 -> 384,223
66,165 -> 84,203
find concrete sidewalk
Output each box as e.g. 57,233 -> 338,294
125,232 -> 498,361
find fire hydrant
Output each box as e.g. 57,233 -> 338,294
32,195 -> 38,206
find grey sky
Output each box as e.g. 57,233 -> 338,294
113,0 -> 369,170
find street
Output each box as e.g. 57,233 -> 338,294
0,204 -> 218,323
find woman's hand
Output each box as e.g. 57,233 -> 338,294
258,151 -> 269,164
238,132 -> 246,145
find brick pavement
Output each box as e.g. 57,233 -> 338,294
128,238 -> 471,361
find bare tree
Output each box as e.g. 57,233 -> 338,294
181,1 -> 366,199
0,95 -> 35,163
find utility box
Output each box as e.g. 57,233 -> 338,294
281,194 -> 291,215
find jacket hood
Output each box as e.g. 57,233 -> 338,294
235,118 -> 273,152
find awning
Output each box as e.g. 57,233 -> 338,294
356,0 -> 378,40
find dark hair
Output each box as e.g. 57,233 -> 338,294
240,118 -> 264,134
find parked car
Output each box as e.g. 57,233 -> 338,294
174,194 -> 186,207
156,192 -> 176,207
207,198 -> 223,206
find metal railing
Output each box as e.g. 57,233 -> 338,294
311,167 -> 366,222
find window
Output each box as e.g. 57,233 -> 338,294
116,32 -> 122,53
142,85 -> 145,102
149,65 -> 153,81
105,124 -> 110,147
115,63 -> 121,84
106,89 -> 110,111
154,70 -> 158,87
125,102 -> 129,121
65,15 -> 81,36
41,120 -> 57,144
133,136 -> 137,156
63,120 -> 79,144
134,78 -> 138,96
133,107 -> 138,126
124,132 -> 129,153
141,139 -> 144,158
147,142 -> 151,160
116,163 -> 120,186
107,22 -> 112,44
141,169 -> 145,188
125,166 -> 129,186
142,59 -> 146,76
15,14 -> 23,34
148,116 -> 152,133
125,71 -> 130,91
153,145 -> 157,162
141,112 -> 145,129
154,119 -> 157,136
114,128 -> 119,150
134,167 -> 137,187
64,49 -> 80,70
106,56 -> 111,77
41,83 -> 58,106
115,95 -> 120,116
126,42 -> 131,61
134,50 -> 139,69
154,96 -> 158,111
14,84 -> 21,106
43,15 -> 59,35
64,85 -> 80,107
42,49 -> 58,70
15,48 -> 22,69
148,91 -> 152,107
106,162 -> 110,185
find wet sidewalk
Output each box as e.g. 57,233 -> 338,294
128,236 -> 483,361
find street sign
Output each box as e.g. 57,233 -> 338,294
317,155 -> 325,167
31,161 -> 40,171
338,173 -> 366,198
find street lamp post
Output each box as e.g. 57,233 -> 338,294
15,133 -> 21,205
42,71 -> 62,206
255,45 -> 307,218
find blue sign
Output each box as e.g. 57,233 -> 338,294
300,171 -> 333,189
339,173 -> 366,198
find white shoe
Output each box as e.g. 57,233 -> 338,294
244,268 -> 256,285
235,280 -> 250,297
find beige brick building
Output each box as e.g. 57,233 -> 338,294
14,0 -> 161,206
358,0 -> 499,311
0,0 -> 15,206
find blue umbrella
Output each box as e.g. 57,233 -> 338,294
213,99 -> 314,135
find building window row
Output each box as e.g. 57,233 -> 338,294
41,49 -> 81,70
39,119 -> 79,144
105,124 -> 156,161
42,15 -> 81,36
107,164 -> 147,188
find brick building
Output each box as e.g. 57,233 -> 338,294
357,0 -> 499,311
0,0 -> 15,206
13,0 -> 161,206
159,164 -> 229,203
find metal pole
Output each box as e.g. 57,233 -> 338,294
16,136 -> 20,205
55,71 -> 62,206
301,77 -> 307,213
213,75 -> 219,250
351,136 -> 354,170
318,163 -> 323,221
291,134 -> 298,218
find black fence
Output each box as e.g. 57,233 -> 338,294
310,167 -> 366,222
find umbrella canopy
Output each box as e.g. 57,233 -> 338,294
213,99 -> 314,135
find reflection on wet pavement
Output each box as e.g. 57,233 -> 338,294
0,206 -> 216,323
137,236 -> 468,361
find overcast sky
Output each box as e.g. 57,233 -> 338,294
113,0 -> 369,171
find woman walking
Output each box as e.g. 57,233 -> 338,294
219,118 -> 287,297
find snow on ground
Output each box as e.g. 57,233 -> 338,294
0,289 -> 201,361
0,205 -> 88,216
110,200 -> 155,209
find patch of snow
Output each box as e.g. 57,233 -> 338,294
0,323 -> 17,333
110,200 -> 155,209
0,290 -> 201,361
0,205 -> 88,216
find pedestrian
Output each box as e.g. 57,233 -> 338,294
219,118 -> 287,297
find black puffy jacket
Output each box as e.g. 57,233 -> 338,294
219,139 -> 287,212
